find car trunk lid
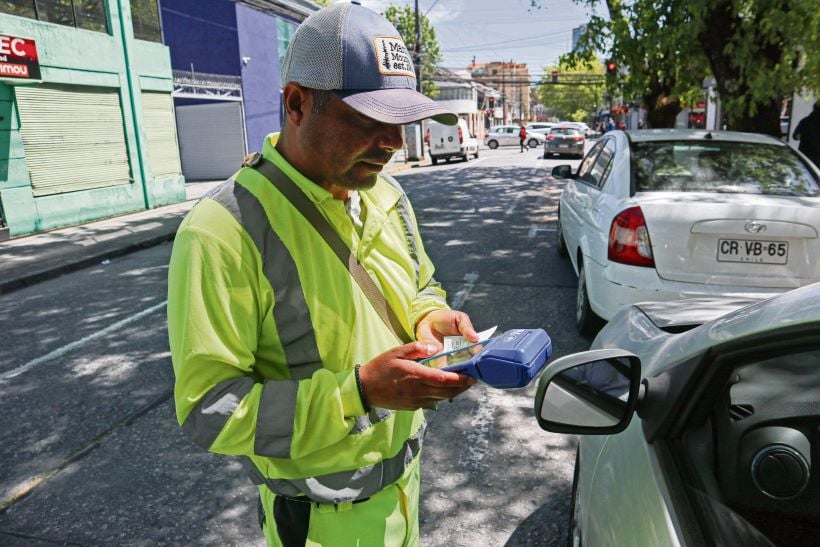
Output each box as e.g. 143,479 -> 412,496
634,192 -> 820,288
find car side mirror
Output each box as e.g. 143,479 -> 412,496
534,349 -> 641,435
551,165 -> 574,179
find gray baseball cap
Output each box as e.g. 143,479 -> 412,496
281,1 -> 458,126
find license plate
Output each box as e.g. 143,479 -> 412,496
559,144 -> 569,148
717,239 -> 788,264
434,144 -> 444,149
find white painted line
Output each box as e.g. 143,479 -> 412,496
528,225 -> 557,238
458,388 -> 502,470
505,195 -> 522,216
0,300 -> 168,382
455,156 -> 488,170
450,272 -> 478,310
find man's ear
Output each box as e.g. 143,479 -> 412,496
282,83 -> 310,127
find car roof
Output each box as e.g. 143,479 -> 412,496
623,128 -> 784,145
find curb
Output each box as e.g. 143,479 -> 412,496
0,226 -> 180,296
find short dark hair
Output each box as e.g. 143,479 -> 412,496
309,89 -> 333,114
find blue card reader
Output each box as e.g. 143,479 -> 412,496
420,329 -> 552,389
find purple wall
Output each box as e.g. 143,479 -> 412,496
161,0 -> 240,76
236,4 -> 286,151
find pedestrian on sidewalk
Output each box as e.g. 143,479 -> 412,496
167,3 -> 479,546
519,122 -> 527,152
793,102 -> 820,167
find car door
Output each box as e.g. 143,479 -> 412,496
497,126 -> 514,146
561,140 -> 606,271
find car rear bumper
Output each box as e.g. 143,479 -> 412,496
585,259 -> 787,320
545,144 -> 584,155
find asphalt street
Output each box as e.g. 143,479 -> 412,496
0,142 -> 588,546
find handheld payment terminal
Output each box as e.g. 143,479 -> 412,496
420,329 -> 552,389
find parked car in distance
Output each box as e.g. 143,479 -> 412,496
544,126 -> 586,159
557,121 -> 594,138
553,129 -> 820,334
526,122 -> 555,135
534,283 -> 820,547
484,125 -> 544,149
425,118 -> 479,165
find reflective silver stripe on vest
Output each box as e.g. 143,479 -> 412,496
259,422 -> 426,504
208,180 -> 322,381
350,407 -> 394,434
381,174 -> 419,280
183,377 -> 255,450
254,378 -> 299,457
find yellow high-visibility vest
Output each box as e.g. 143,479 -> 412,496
167,133 -> 448,503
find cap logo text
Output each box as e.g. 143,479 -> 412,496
374,36 -> 416,78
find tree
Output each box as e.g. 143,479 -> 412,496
382,5 -> 442,97
535,59 -> 605,121
690,0 -> 820,135
566,0 -> 705,128
569,0 -> 820,135
311,0 -> 331,6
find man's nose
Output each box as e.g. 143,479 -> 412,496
377,123 -> 404,152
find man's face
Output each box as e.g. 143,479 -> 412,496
299,93 -> 404,191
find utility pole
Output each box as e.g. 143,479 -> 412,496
410,0 -> 424,159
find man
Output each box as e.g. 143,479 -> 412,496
793,102 -> 820,167
167,2 -> 479,546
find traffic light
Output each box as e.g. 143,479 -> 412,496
551,70 -> 558,84
606,60 -> 617,74
488,96 -> 495,108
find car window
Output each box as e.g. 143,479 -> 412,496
631,141 -> 819,196
550,128 -> 579,136
577,141 -> 605,182
588,140 -> 616,188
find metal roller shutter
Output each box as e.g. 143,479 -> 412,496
141,91 -> 182,179
15,85 -> 132,197
176,102 -> 246,180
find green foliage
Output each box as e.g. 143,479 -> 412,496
311,0 -> 331,6
535,59 -> 605,121
568,0 -> 820,134
382,5 -> 442,97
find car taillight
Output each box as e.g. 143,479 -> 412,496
574,136 -> 584,142
457,126 -> 463,144
485,133 -> 489,138
547,135 -> 555,141
608,206 -> 655,267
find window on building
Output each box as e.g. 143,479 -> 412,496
277,18 -> 297,66
130,0 -> 161,42
0,0 -> 108,33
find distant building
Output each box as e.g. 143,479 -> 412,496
572,25 -> 586,51
470,61 -> 531,124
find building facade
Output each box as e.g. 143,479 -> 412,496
0,1 -> 185,239
470,61 -> 531,125
161,0 -> 318,180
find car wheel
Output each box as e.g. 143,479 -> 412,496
528,138 -> 539,148
431,157 -> 438,165
474,149 -> 480,158
556,211 -> 568,258
567,448 -> 582,547
462,153 -> 469,162
576,262 -> 603,335
487,140 -> 499,149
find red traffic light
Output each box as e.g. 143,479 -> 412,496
488,96 -> 495,108
551,70 -> 558,83
606,61 -> 617,74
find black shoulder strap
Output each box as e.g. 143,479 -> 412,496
243,152 -> 412,344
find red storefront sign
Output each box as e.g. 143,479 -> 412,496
0,35 -> 40,81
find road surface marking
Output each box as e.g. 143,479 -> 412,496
0,300 -> 167,382
450,272 -> 478,310
455,157 -> 488,170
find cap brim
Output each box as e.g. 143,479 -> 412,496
335,88 -> 458,126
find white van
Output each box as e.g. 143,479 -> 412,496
425,118 -> 480,165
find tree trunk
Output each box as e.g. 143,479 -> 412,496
644,94 -> 681,128
726,99 -> 781,136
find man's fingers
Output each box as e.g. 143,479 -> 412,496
455,312 -> 479,342
393,341 -> 436,359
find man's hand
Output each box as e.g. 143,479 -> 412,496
415,309 -> 479,354
358,342 -> 477,410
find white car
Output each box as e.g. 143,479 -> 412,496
526,122 -> 555,135
484,125 -> 545,149
553,129 -> 820,334
425,118 -> 479,165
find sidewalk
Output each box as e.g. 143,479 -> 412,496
0,157 -> 428,295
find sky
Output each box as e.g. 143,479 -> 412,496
336,0 -> 603,83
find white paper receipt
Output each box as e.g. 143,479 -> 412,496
442,326 -> 497,353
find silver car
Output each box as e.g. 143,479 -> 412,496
544,126 -> 586,158
535,284 -> 820,546
484,125 -> 544,149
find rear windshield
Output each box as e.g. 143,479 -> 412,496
631,141 -> 819,196
551,128 -> 579,136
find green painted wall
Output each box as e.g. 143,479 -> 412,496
0,1 -> 185,236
